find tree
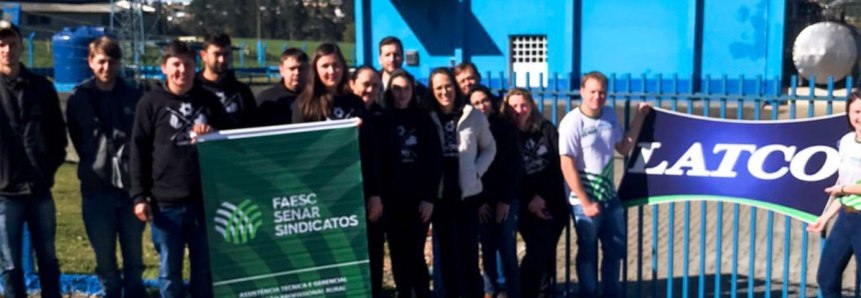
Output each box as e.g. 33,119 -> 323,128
182,0 -> 348,41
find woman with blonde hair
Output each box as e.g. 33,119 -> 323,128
501,88 -> 569,298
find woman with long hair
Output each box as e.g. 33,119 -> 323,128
382,69 -> 441,298
810,91 -> 861,298
294,44 -> 385,297
501,88 -> 569,298
467,85 -> 522,298
427,67 -> 496,298
292,43 -> 365,122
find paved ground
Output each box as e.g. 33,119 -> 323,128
58,86 -> 858,297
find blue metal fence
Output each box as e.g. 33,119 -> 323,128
492,73 -> 852,297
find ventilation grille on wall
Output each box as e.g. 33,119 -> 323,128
511,35 -> 547,63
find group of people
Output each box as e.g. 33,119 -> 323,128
9,13 -> 796,297
2,13 -> 860,298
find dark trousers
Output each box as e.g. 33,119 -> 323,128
0,193 -> 61,298
478,201 -> 520,298
817,208 -> 861,298
82,188 -> 146,298
150,203 -> 212,298
519,212 -> 564,298
388,206 -> 431,298
434,196 -> 483,298
368,216 -> 386,298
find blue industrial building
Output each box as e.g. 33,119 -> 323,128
355,0 -> 790,94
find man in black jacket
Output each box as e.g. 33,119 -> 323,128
66,36 -> 146,298
255,48 -> 308,126
378,37 -> 429,107
131,40 -> 234,298
0,20 -> 66,298
196,32 -> 257,127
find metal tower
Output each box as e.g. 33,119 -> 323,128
110,0 -> 145,82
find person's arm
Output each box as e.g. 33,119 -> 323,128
419,115 -> 442,223
615,103 -> 651,155
560,155 -> 590,206
240,85 -> 258,128
808,196 -> 842,232
496,123 -> 521,205
422,115 -> 444,203
42,83 -> 68,175
474,112 -> 497,177
831,184 -> 861,196
65,90 -> 89,157
130,98 -> 155,206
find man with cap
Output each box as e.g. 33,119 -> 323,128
0,20 -> 67,298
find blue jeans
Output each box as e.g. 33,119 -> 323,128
478,201 -> 519,298
817,208 -> 861,298
432,226 -> 445,296
82,188 -> 146,298
0,193 -> 60,298
150,203 -> 212,298
571,199 -> 626,298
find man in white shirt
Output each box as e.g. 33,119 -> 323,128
558,71 -> 650,298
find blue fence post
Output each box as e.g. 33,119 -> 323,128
716,74 -> 728,298
666,73 -> 679,298
257,39 -> 266,66
26,32 -> 35,67
538,73 -> 544,113
827,76 -> 834,115
683,74 -> 694,296
239,42 -> 247,67
731,74 -> 744,298
699,75 -> 711,298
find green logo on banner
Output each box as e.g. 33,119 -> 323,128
214,200 -> 263,244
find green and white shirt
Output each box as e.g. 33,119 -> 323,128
558,106 -> 624,205
837,132 -> 861,209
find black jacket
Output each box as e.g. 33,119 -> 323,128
519,119 -> 569,223
389,107 -> 442,207
67,77 -> 142,192
481,113 -> 523,205
366,102 -> 398,206
0,66 -> 67,196
255,80 -> 299,126
291,93 -> 381,199
130,83 -> 235,207
196,71 -> 257,128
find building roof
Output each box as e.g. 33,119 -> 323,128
21,1 -> 155,14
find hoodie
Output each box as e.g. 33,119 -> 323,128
196,71 -> 257,127
67,77 -> 142,192
130,83 -> 235,207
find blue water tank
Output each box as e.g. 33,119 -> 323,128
52,26 -> 109,84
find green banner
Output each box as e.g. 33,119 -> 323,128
197,119 -> 371,298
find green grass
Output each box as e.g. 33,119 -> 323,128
21,38 -> 356,70
230,38 -> 356,67
53,163 -> 185,280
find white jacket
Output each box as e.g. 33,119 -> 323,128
430,104 -> 497,199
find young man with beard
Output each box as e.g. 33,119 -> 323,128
66,36 -> 146,298
378,37 -> 428,107
131,40 -> 234,298
256,48 -> 308,126
0,20 -> 67,298
196,32 -> 257,127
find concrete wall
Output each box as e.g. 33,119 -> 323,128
357,0 -> 786,93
